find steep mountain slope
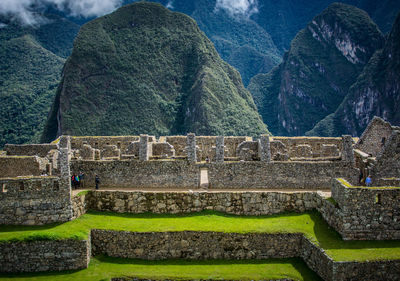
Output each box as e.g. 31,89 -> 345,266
0,14 -> 80,58
0,35 -> 65,147
41,2 -> 268,142
308,12 -> 400,136
252,0 -> 400,52
147,0 -> 281,86
248,3 -> 384,136
0,15 -> 79,147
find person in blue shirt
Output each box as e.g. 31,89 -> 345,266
365,175 -> 372,187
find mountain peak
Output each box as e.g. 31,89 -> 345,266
41,1 -> 268,141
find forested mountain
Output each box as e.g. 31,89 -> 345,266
0,15 -> 79,147
248,3 -> 384,136
1,0 -> 400,147
41,2 -> 268,142
308,11 -> 400,136
251,0 -> 400,52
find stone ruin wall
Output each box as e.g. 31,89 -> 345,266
327,179 -> 400,240
71,160 -> 200,189
4,143 -> 58,158
354,116 -> 394,157
0,177 -> 72,225
207,162 -> 358,189
0,239 -> 90,273
371,130 -> 400,184
0,156 -> 48,178
271,137 -> 342,159
67,135 -> 346,162
70,160 -> 359,190
85,190 -> 319,215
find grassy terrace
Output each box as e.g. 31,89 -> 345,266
1,210 -> 400,262
0,256 -> 322,281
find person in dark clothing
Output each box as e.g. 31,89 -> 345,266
95,175 -> 100,190
79,171 -> 85,188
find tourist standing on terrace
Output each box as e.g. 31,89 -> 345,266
366,175 -> 372,187
95,175 -> 100,190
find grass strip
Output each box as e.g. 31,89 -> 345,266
1,210 -> 400,261
0,256 -> 322,281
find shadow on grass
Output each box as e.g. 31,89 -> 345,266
0,255 -> 322,280
95,254 -> 301,265
0,222 -> 65,233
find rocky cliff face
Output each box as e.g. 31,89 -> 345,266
41,2 -> 268,142
308,11 -> 400,136
248,3 -> 384,136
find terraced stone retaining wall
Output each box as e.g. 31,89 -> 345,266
91,230 -> 400,281
85,190 -> 319,215
91,230 -> 302,260
0,239 -> 90,273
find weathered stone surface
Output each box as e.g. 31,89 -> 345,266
0,156 -> 46,178
91,230 -> 302,260
259,135 -> 271,162
326,179 -> 400,240
186,133 -> 197,163
71,160 -> 199,189
101,145 -> 121,159
5,144 -> 58,158
207,162 -> 358,189
0,239 -> 89,273
341,135 -> 354,164
0,177 -> 71,225
215,136 -> 224,163
354,116 -> 394,157
139,135 -> 150,161
86,190 -> 319,215
237,141 -> 259,161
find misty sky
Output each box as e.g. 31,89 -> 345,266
0,0 -> 259,25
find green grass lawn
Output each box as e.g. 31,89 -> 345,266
1,210 -> 400,262
0,256 -> 322,281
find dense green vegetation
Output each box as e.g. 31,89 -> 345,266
248,3 -> 384,136
0,35 -> 64,147
2,210 -> 400,262
0,256 -> 322,281
174,0 -> 281,86
307,11 -> 400,136
0,15 -> 79,148
42,2 -> 268,142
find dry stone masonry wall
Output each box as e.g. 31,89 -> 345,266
0,239 -> 90,273
91,230 -> 302,260
85,190 -> 319,215
0,177 -> 72,225
329,179 -> 400,240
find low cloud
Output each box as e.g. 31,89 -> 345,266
0,0 -> 123,25
215,0 -> 258,18
166,0 -> 174,9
